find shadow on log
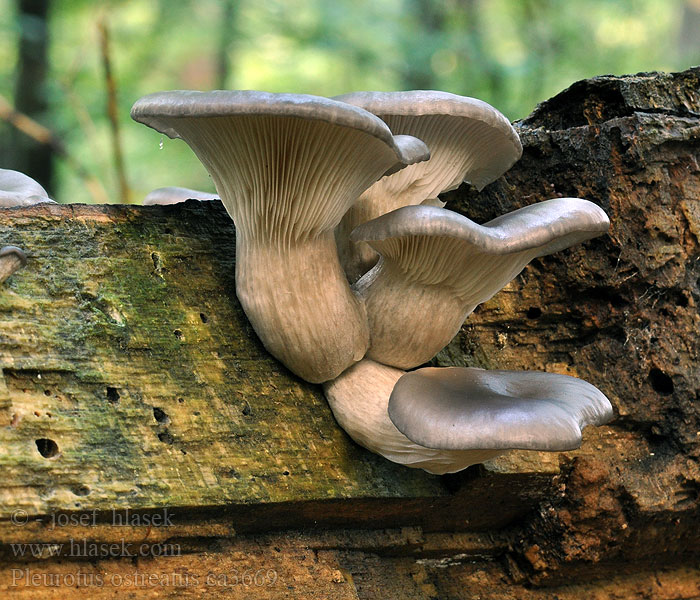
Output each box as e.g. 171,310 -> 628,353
0,68 -> 698,598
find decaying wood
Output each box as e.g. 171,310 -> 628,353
0,67 -> 698,598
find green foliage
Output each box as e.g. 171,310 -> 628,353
0,0 -> 696,204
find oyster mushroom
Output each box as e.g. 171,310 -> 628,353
323,359 -> 502,474
353,199 -> 610,369
323,359 -> 612,474
143,186 -> 219,205
333,91 -> 522,281
131,91 -> 429,383
0,169 -> 54,207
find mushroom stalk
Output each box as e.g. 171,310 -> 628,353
236,231 -> 368,382
323,359 -> 502,474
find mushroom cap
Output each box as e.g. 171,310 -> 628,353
334,90 -> 522,192
131,90 -> 429,177
353,198 -> 609,259
0,245 -> 28,284
131,90 -> 429,240
0,169 -> 54,207
388,367 -> 614,451
143,186 -> 219,205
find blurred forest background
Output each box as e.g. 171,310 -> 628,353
0,0 -> 698,204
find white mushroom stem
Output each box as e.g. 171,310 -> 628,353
333,91 -> 522,282
0,169 -> 54,207
236,232 -> 368,380
353,199 -> 610,369
143,186 -> 219,205
0,246 -> 27,284
131,91 -> 429,383
323,359 -> 502,474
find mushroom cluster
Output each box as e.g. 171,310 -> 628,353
132,89 -> 613,474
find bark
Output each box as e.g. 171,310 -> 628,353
0,68 -> 698,598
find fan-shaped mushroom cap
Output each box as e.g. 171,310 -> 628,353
389,367 -> 613,451
333,90 -> 522,281
143,186 -> 219,205
323,359 -> 502,474
0,245 -> 27,284
131,91 -> 429,383
353,199 -> 610,369
0,169 -> 54,207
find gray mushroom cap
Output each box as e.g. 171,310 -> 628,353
0,169 -> 54,207
334,90 -> 522,192
131,90 -> 430,179
332,90 -> 521,282
353,198 -> 610,258
389,367 -> 614,451
143,186 -> 219,205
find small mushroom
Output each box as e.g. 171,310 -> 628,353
353,199 -> 610,369
131,91 -> 429,383
143,186 -> 219,205
388,367 -> 613,451
323,359 -> 502,474
0,246 -> 27,284
333,91 -> 522,281
0,169 -> 54,207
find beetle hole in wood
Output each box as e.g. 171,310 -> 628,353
36,438 -> 59,458
649,368 -> 674,395
527,306 -> 542,319
158,431 -> 174,445
242,401 -> 251,416
71,485 -> 90,497
153,407 -> 170,424
173,329 -> 183,340
106,387 -> 120,404
200,313 -> 208,323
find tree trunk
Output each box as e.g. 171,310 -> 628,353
0,68 -> 698,598
6,0 -> 53,194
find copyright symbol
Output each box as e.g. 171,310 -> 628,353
11,510 -> 28,526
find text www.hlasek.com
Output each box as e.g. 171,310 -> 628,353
11,539 -> 180,559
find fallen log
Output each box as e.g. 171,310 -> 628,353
0,67 -> 698,598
